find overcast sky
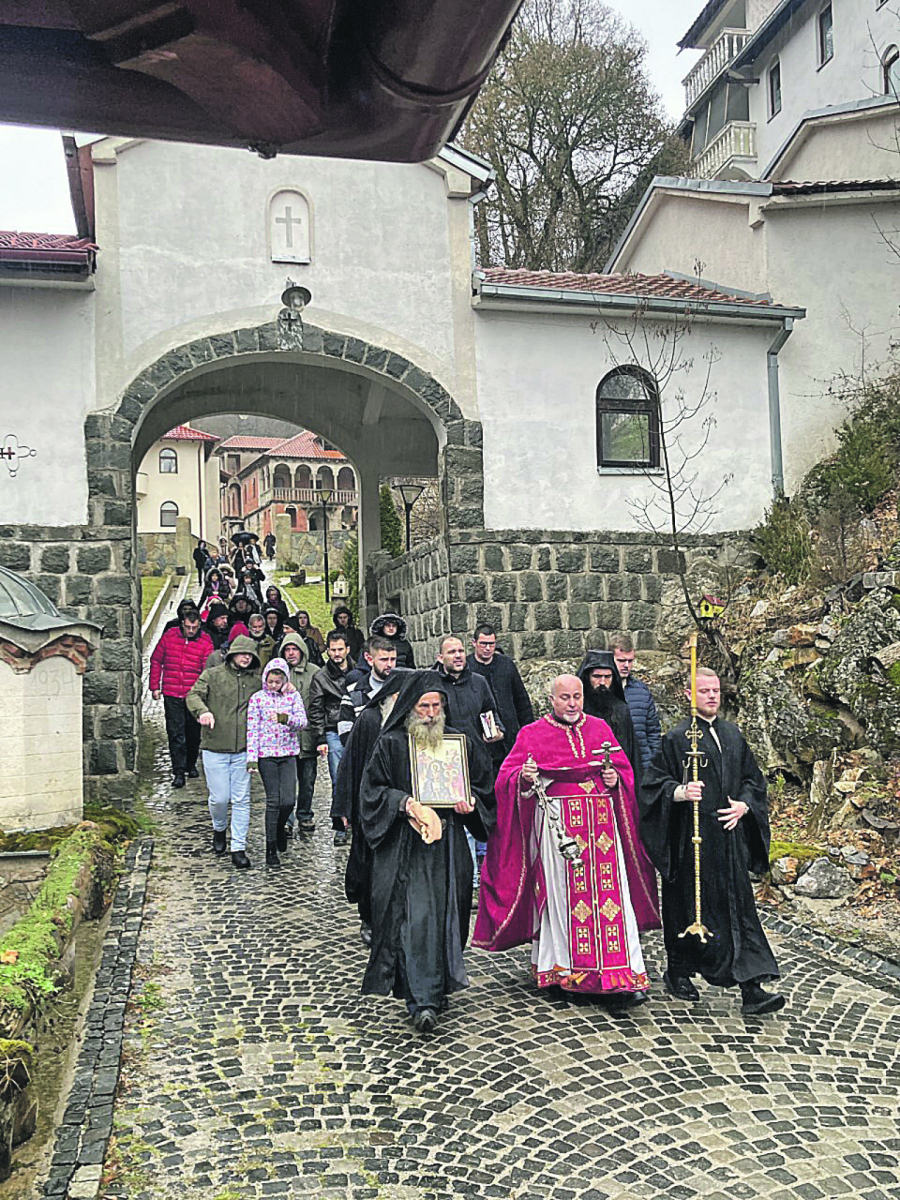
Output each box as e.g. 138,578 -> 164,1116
0,0 -> 701,233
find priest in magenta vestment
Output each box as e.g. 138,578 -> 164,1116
473,674 -> 660,999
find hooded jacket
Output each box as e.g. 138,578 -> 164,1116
149,622 -> 214,698
279,632 -> 320,757
576,650 -> 643,785
263,587 -> 290,622
367,613 -> 416,669
203,602 -> 232,649
331,605 -> 365,661
186,635 -> 262,754
246,657 -> 308,762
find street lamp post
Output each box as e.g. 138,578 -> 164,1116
396,483 -> 425,552
318,483 -> 333,604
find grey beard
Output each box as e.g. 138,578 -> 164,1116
406,710 -> 446,751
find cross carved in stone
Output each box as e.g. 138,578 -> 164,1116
275,206 -> 304,248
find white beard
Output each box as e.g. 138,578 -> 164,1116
406,710 -> 446,751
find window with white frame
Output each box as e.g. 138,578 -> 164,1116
596,367 -> 660,470
817,4 -> 833,66
768,58 -> 782,117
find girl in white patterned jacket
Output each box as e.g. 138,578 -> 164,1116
246,657 -> 308,868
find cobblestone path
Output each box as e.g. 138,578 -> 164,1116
94,693 -> 900,1200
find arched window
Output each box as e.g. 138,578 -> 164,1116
337,466 -> 355,492
884,45 -> 900,97
317,465 -> 335,492
272,464 -> 292,492
308,512 -> 319,532
285,505 -> 298,529
160,501 -> 179,527
596,367 -> 660,469
295,464 -> 312,489
159,447 -> 178,473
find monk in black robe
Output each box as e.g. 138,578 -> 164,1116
359,671 -> 496,1032
640,667 -> 785,1016
332,671 -> 408,944
577,650 -> 643,790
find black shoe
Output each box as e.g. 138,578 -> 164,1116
608,991 -> 649,1011
265,843 -> 281,868
333,830 -> 348,847
740,982 -> 786,1015
172,774 -> 186,789
231,850 -> 251,869
360,923 -> 372,947
186,766 -> 200,779
298,816 -> 315,832
664,971 -> 700,1002
213,829 -> 227,855
276,828 -> 288,853
412,1008 -> 438,1033
284,823 -> 293,838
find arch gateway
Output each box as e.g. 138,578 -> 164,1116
1,136 -> 783,798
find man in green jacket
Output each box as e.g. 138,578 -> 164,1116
187,635 -> 262,868
279,632 -> 319,833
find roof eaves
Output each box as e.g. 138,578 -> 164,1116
678,0 -> 729,49
438,142 -> 495,186
473,279 -> 805,323
731,0 -> 810,69
603,176 -> 772,272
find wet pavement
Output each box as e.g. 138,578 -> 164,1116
62,611 -> 900,1198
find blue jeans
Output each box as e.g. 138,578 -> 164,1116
203,750 -> 251,851
325,730 -> 344,787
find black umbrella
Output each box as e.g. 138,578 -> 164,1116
231,531 -> 254,545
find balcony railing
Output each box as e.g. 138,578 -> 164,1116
690,120 -> 756,179
262,487 -> 358,506
683,28 -> 751,109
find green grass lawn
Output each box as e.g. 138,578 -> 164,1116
140,575 -> 168,622
271,575 -> 335,629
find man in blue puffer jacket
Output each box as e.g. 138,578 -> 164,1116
609,633 -> 661,772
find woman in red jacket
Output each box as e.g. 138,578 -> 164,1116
149,607 -> 214,788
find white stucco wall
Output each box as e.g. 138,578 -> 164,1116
0,286 -> 94,526
771,109 -> 900,180
765,196 -> 900,488
619,193 -> 765,294
749,1 -> 899,172
93,140 -> 478,415
0,657 -> 83,832
475,308 -> 775,532
136,437 -> 220,540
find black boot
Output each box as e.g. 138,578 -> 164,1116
663,971 -> 700,1002
266,842 -> 281,868
276,810 -> 290,853
740,981 -> 785,1015
172,774 -> 185,789
231,850 -> 251,869
213,829 -> 227,855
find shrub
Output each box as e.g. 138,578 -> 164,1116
753,496 -> 812,584
380,485 -> 403,559
341,535 -> 360,625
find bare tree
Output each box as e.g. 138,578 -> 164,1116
461,0 -> 689,272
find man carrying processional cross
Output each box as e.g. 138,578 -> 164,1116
473,675 -> 660,1007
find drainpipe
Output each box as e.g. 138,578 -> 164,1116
767,317 -> 794,497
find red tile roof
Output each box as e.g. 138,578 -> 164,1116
477,267 -> 778,309
0,231 -> 98,270
162,425 -> 219,442
269,431 -> 344,460
216,435 -> 284,451
772,179 -> 900,195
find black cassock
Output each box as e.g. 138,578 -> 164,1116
640,716 -> 779,987
360,722 -> 496,1010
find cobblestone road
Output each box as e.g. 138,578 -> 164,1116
92,656 -> 900,1200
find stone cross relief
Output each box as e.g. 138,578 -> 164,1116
269,190 -> 311,264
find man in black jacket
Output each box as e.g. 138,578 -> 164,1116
467,624 -> 534,762
331,606 -> 365,662
307,630 -> 353,844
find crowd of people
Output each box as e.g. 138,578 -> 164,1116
149,567 -> 785,1035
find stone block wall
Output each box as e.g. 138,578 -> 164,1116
285,529 -> 352,574
373,535 -> 450,662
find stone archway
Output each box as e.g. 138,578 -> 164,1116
78,315 -> 485,796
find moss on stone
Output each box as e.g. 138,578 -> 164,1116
0,1039 -> 34,1070
0,805 -> 142,854
769,840 -> 823,866
0,825 -> 114,1022
888,661 -> 900,690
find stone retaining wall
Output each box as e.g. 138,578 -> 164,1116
0,519 -> 138,800
374,526 -> 753,665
